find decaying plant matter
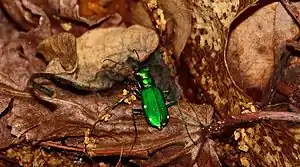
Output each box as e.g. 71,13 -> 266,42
1,0 -> 300,167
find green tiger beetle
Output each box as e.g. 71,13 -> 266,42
132,62 -> 177,130
102,50 -> 177,130
99,50 -> 198,155
132,52 -> 180,130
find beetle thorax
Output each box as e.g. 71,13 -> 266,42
136,67 -> 155,89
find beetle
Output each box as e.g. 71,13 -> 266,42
101,50 -> 177,130
132,63 -> 177,130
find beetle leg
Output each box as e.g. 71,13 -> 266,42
163,90 -> 170,95
166,101 -> 177,108
123,83 -> 141,100
162,90 -> 170,99
132,108 -> 143,115
132,89 -> 142,100
129,108 -> 143,153
176,103 -> 197,145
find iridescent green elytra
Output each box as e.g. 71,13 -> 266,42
135,66 -> 176,130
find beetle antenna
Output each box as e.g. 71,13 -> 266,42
177,102 -> 197,146
132,50 -> 140,61
102,58 -> 123,66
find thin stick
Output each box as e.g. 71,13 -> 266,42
279,0 -> 300,27
207,111 -> 300,136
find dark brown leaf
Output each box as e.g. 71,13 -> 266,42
0,95 -> 17,149
4,83 -> 211,165
196,139 -> 221,167
0,40 -> 45,91
1,0 -> 39,30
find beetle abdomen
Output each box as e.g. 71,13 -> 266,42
141,87 -> 169,130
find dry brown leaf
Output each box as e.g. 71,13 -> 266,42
1,0 -> 127,28
0,7 -> 47,148
0,40 -> 45,91
196,139 -> 222,167
1,82 -> 217,166
37,33 -> 77,72
1,0 -> 51,41
0,96 -> 16,149
0,0 -> 39,30
34,25 -> 159,91
157,0 -> 191,62
0,9 -> 19,46
56,0 -> 113,26
21,0 -> 51,41
130,1 -> 155,29
194,104 -> 214,127
227,2 -> 300,101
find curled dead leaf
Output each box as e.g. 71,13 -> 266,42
227,2 -> 300,102
0,0 -> 39,30
58,0 -> 112,26
1,0 -> 51,41
37,33 -> 77,72
182,0 -> 253,117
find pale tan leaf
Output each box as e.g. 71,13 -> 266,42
34,25 -> 159,91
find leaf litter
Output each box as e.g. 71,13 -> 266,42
1,0 -> 300,166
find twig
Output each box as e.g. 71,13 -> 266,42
41,141 -> 84,152
207,111 -> 300,137
279,0 -> 300,26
